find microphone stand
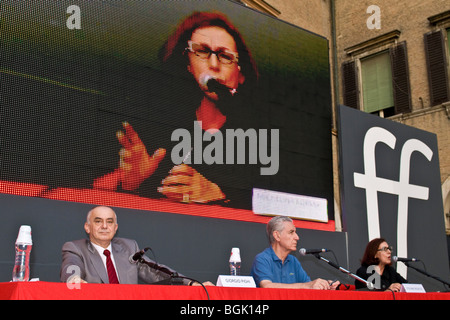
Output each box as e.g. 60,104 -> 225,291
403,261 -> 450,290
137,257 -> 210,299
313,253 -> 375,290
137,257 -> 184,285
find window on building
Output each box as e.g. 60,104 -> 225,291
447,28 -> 450,51
361,51 -> 395,116
425,11 -> 450,106
342,38 -> 412,117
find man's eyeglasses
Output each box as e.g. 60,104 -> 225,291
377,245 -> 393,252
186,41 -> 239,65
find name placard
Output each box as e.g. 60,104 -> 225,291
400,283 -> 426,293
216,275 -> 256,288
252,188 -> 328,223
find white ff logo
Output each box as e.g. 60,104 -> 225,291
353,127 -> 433,277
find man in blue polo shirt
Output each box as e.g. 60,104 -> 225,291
251,216 -> 339,290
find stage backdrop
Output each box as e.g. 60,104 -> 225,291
339,105 -> 449,291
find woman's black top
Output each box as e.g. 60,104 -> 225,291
355,265 -> 407,290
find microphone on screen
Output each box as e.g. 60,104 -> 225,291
199,74 -> 237,97
299,248 -> 330,256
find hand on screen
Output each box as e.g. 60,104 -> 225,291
158,164 -> 225,203
117,122 -> 166,191
93,122 -> 166,191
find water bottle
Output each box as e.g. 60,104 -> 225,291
12,225 -> 33,282
229,247 -> 241,276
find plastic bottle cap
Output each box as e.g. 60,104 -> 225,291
16,225 -> 32,245
229,247 -> 241,262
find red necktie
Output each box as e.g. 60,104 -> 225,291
103,249 -> 119,284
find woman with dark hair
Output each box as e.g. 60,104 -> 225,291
355,238 -> 407,291
93,11 -> 260,208
159,12 -> 258,96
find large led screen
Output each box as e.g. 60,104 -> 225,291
1,0 -> 334,228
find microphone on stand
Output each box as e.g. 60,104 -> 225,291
129,247 -> 178,277
299,248 -> 330,256
129,247 -> 150,263
129,246 -> 208,293
396,257 -> 450,288
299,247 -> 375,290
392,256 -> 420,263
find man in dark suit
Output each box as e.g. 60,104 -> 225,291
60,206 -> 210,285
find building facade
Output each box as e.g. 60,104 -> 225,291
239,0 -> 450,234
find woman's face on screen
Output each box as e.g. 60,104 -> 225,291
187,26 -> 244,101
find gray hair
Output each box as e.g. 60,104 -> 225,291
86,206 -> 118,224
267,216 -> 293,244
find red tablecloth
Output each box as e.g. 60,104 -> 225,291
1,281 -> 449,300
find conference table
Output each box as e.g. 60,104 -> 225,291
1,281 -> 449,300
